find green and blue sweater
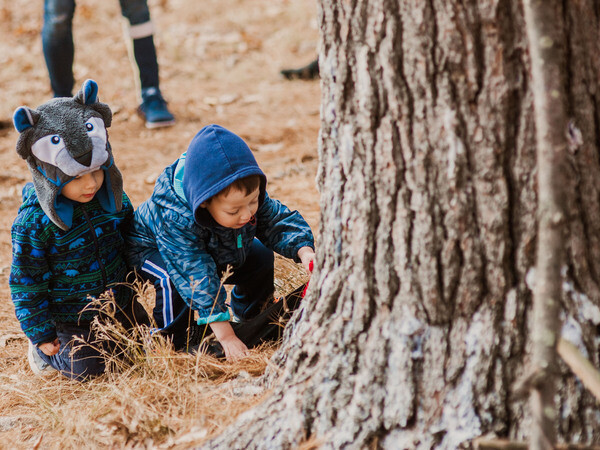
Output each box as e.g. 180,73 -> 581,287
10,183 -> 133,345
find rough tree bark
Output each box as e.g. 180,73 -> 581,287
206,0 -> 600,448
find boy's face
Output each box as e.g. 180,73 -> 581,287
61,169 -> 104,203
202,187 -> 260,229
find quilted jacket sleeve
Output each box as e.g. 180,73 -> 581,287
255,192 -> 315,262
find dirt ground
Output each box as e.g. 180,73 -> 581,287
0,0 -> 320,443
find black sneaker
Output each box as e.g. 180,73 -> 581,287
137,87 -> 175,129
280,59 -> 319,80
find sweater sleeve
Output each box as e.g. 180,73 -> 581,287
9,222 -> 56,345
119,193 -> 134,235
255,192 -> 315,262
155,216 -> 230,325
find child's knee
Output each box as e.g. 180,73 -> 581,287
54,342 -> 105,380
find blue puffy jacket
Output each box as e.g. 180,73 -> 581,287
127,124 -> 314,324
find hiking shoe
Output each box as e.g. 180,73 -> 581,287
183,323 -> 205,350
280,59 -> 319,80
137,87 -> 175,129
27,341 -> 52,375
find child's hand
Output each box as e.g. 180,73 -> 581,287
220,334 -> 250,361
297,246 -> 315,274
209,320 -> 249,361
38,338 -> 60,356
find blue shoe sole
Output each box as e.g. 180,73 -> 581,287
145,118 -> 176,129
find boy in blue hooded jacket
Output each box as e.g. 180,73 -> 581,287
127,124 -> 315,359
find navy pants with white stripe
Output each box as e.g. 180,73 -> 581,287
139,239 -> 274,351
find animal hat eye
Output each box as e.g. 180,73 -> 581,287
51,135 -> 61,144
85,122 -> 94,131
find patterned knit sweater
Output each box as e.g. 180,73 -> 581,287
10,183 -> 133,345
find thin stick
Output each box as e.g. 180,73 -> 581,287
522,0 -> 569,448
557,338 -> 600,402
474,438 -> 600,450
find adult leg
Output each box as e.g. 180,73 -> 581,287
119,0 -> 158,90
138,250 -> 202,351
227,239 -> 275,320
42,0 -> 76,97
119,0 -> 174,127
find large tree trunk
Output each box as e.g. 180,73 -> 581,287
207,0 -> 600,447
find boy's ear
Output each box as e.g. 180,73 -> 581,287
199,201 -> 207,208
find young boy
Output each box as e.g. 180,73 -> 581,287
10,80 -> 146,380
127,124 -> 315,360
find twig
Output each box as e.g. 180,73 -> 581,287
557,338 -> 600,402
523,0 -> 569,447
512,369 -> 547,400
474,438 -> 600,450
31,434 -> 44,450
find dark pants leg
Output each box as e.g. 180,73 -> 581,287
132,37 -> 160,89
119,0 -> 160,90
199,282 -> 307,358
37,323 -> 105,381
138,250 -> 200,350
226,239 -> 275,320
42,0 -> 76,97
36,297 -> 148,381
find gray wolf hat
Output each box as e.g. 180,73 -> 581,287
13,79 -> 123,230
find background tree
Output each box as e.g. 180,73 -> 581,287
206,0 -> 600,447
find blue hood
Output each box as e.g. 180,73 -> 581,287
183,124 -> 266,226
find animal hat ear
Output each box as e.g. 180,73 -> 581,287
74,79 -> 99,105
13,107 -> 40,133
73,79 -> 112,127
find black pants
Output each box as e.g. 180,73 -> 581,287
37,297 -> 149,381
139,239 -> 276,351
199,282 -> 306,358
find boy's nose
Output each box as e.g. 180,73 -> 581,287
83,174 -> 97,188
240,208 -> 252,221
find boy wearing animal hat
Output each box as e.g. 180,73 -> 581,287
127,124 -> 316,360
10,79 -> 147,380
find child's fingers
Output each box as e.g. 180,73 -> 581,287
303,256 -> 315,273
39,340 -> 60,356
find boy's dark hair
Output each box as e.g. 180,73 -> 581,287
208,174 -> 261,202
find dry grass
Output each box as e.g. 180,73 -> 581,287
0,257 -> 309,449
